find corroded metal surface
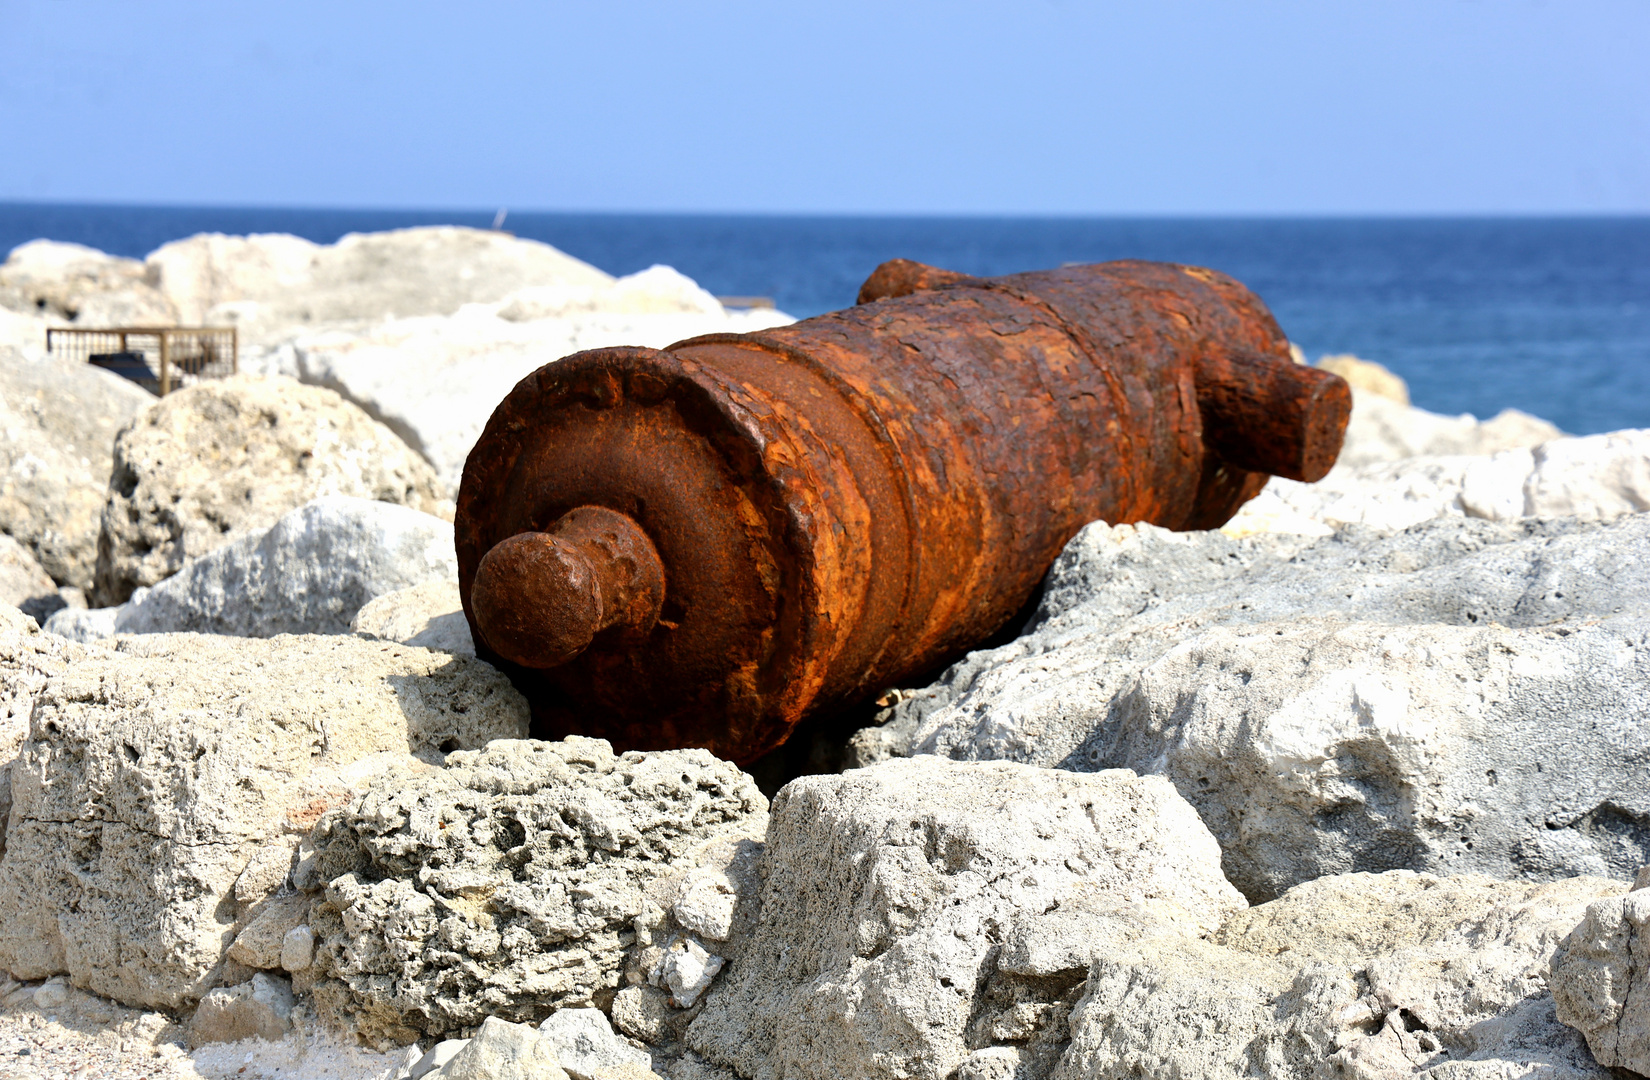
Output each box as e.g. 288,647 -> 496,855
456,259 -> 1351,762
471,505 -> 664,670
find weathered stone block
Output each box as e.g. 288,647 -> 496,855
0,632 -> 528,1008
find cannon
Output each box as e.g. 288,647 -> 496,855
455,259 -> 1351,763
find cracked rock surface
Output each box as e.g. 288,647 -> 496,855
1053,870 -> 1624,1080
0,604 -> 90,857
859,514 -> 1650,900
687,756 -> 1245,1080
0,631 -> 528,1009
1551,878 -> 1650,1074
306,737 -> 767,1047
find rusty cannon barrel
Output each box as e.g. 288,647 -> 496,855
455,259 -> 1351,763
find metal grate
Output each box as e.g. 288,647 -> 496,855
45,326 -> 238,395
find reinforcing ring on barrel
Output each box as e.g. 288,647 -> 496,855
455,258 -> 1351,763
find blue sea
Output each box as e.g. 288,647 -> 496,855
3,203 -> 1646,436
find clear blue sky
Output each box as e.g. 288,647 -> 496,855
2,0 -> 1646,215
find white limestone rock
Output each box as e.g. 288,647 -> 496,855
410,1039 -> 471,1080
0,631 -> 528,1010
538,1007 -> 655,1079
146,227 -> 613,333
611,985 -> 677,1047
0,349 -> 156,589
183,1016 -> 419,1078
99,496 -> 458,639
664,1054 -> 738,1080
860,514 -> 1650,900
0,302 -> 47,361
1315,353 -> 1410,405
0,532 -> 59,621
434,1017 -> 569,1080
0,605 -> 89,857
1550,881 -> 1650,1074
623,830 -> 765,1025
188,972 -> 296,1048
94,373 -> 450,605
280,924 -> 316,972
31,974 -> 69,1009
1224,454 -> 1482,537
352,579 -> 473,655
41,599 -> 124,642
1507,428 -> 1650,521
227,893 -> 313,971
1055,871 -> 1622,1080
1100,616 -> 1650,902
669,843 -> 760,944
496,265 -> 723,321
0,239 -> 175,326
143,232 -> 326,330
1230,426 -> 1650,538
1336,388 -> 1561,470
656,938 -> 724,1010
290,269 -> 793,491
686,757 -> 1244,1080
307,737 -> 767,1046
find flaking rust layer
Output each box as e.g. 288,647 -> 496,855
455,259 -> 1351,762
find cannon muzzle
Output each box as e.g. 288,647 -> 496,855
456,259 -> 1350,762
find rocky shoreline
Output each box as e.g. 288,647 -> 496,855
2,228 -> 1648,1080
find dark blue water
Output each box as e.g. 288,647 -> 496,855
4,203 -> 1647,435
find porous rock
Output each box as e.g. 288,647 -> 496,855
0,631 -> 528,1009
307,737 -> 766,1046
352,579 -> 473,655
94,373 -> 449,605
861,514 -> 1650,901
611,985 -> 677,1046
188,972 -> 295,1048
0,350 -> 156,588
0,604 -> 89,856
686,756 -> 1244,1080
103,496 -> 458,638
1550,880 -> 1650,1073
1055,870 -> 1623,1080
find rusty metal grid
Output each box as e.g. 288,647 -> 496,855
45,326 -> 238,395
